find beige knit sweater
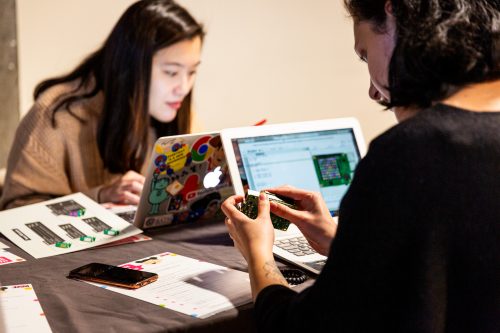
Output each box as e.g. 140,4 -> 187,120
0,81 -> 198,210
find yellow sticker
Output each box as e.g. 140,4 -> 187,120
165,145 -> 189,172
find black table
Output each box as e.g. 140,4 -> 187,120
0,221 -> 254,332
0,218 -> 313,332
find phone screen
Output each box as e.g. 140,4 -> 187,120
69,263 -> 158,288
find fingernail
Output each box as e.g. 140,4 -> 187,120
260,191 -> 267,200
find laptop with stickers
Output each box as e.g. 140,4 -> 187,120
133,132 -> 233,229
221,118 -> 366,274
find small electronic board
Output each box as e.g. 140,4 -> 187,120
238,190 -> 296,231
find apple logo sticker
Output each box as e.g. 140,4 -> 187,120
203,166 -> 223,188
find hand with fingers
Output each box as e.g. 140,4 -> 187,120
98,170 -> 145,205
222,191 -> 289,300
221,192 -> 275,263
267,185 -> 337,256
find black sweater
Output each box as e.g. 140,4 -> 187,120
255,104 -> 500,332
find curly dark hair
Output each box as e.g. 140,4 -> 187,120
344,0 -> 500,108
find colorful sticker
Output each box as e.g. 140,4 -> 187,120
167,195 -> 183,212
154,138 -> 192,176
148,176 -> 170,215
179,174 -> 200,203
144,215 -> 174,228
166,144 -> 191,172
191,136 -> 214,163
173,192 -> 222,224
166,180 -> 184,196
207,135 -> 226,170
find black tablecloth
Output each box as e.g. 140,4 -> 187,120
0,218 -> 314,332
0,219 -> 255,333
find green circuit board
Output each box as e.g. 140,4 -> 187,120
313,153 -> 352,187
238,190 -> 296,231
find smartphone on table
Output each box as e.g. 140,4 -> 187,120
68,262 -> 158,289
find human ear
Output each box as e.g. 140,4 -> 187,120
384,0 -> 397,33
385,0 -> 394,17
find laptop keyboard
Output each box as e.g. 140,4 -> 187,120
275,236 -> 317,256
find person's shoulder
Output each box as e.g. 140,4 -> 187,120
29,80 -> 102,127
406,104 -> 500,149
371,104 -> 497,151
24,80 -> 76,122
34,80 -> 81,111
18,81 -> 100,142
365,104 -> 500,173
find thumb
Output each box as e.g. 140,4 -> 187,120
257,191 -> 270,218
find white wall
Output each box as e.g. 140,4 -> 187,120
16,0 -> 396,143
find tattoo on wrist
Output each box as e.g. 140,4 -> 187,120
263,260 -> 287,285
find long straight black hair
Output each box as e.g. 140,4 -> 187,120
34,0 -> 204,173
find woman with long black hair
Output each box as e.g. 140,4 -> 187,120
1,0 -> 204,209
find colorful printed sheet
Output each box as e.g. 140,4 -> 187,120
0,284 -> 52,332
82,252 -> 252,318
0,250 -> 26,266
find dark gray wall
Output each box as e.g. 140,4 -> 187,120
0,0 -> 19,168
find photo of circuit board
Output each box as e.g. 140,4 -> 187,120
313,153 -> 352,187
238,189 -> 296,231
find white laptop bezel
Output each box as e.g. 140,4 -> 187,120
220,118 -> 367,275
220,117 -> 367,198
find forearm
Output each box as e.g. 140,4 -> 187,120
247,254 -> 289,301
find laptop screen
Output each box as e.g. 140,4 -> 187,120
231,128 -> 361,216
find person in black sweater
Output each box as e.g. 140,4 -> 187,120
221,0 -> 500,332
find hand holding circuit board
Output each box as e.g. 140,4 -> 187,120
238,190 -> 296,231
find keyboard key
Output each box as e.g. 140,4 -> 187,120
275,236 -> 318,257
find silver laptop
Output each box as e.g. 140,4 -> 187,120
221,118 -> 366,274
133,132 -> 234,229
